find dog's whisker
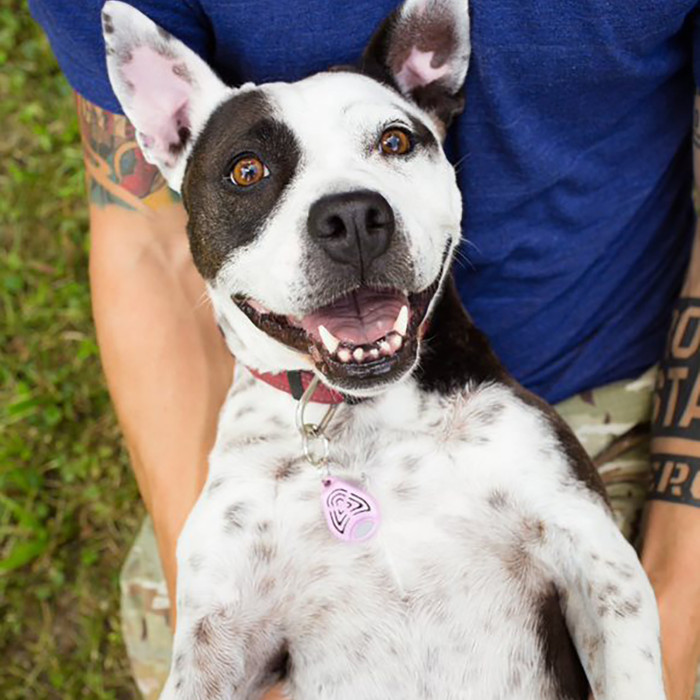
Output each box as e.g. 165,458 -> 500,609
453,249 -> 475,271
462,238 -> 482,255
452,152 -> 472,173
455,239 -> 481,268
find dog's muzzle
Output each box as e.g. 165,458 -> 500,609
232,192 -> 450,392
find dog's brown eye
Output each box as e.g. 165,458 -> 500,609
379,128 -> 413,156
229,155 -> 268,187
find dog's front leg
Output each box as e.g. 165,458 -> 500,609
158,596 -> 287,700
157,498 -> 289,700
541,498 -> 666,700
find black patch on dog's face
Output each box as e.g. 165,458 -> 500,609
182,90 -> 301,280
536,587 -> 590,699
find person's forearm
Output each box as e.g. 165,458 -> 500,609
89,204 -> 233,601
644,445 -> 700,700
642,96 -> 700,697
645,213 -> 700,587
645,300 -> 700,698
77,93 -> 233,609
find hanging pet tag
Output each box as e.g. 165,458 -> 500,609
321,476 -> 381,543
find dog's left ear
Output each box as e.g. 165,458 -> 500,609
361,0 -> 470,131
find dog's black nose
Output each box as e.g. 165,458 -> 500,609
307,190 -> 395,274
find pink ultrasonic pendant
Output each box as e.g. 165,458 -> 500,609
321,476 -> 381,543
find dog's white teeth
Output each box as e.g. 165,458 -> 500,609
318,325 -> 340,354
393,305 -> 409,336
388,332 -> 403,351
329,331 -> 405,365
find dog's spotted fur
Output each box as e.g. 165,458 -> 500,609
166,295 -> 664,699
101,1 -> 666,698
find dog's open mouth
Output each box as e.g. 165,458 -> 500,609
233,283 -> 438,388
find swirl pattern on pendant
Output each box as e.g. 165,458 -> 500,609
321,476 -> 381,543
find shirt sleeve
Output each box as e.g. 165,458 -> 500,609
28,0 -> 213,114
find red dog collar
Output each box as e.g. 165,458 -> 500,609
248,368 -> 347,405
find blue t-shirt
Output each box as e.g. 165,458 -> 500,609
30,0 -> 700,402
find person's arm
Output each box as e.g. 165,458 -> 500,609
77,92 -> 232,610
642,93 -> 700,700
77,93 -> 288,699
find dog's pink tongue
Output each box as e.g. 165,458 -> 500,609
301,289 -> 407,345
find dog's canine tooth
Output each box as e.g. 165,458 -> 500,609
319,324 -> 340,354
393,305 -> 409,336
337,347 -> 352,363
388,332 -> 403,351
353,347 -> 365,363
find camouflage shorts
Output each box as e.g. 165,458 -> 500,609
121,366 -> 700,698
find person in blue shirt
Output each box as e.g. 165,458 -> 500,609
29,1 -> 700,697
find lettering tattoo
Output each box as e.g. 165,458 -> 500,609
652,299 -> 700,507
76,93 -> 180,212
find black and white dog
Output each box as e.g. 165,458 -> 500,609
102,1 -> 666,698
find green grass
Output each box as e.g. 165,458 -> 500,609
0,4 -> 142,698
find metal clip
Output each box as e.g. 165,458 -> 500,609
296,375 -> 338,470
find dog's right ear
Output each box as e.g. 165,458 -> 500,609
361,0 -> 471,132
101,1 -> 232,192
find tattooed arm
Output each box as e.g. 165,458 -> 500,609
77,90 -> 234,615
642,93 -> 700,700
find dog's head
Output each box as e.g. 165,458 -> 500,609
103,0 -> 470,397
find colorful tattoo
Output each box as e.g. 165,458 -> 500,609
76,93 -> 180,212
651,299 -> 700,507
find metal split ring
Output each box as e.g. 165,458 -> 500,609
296,375 -> 338,469
301,424 -> 331,467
